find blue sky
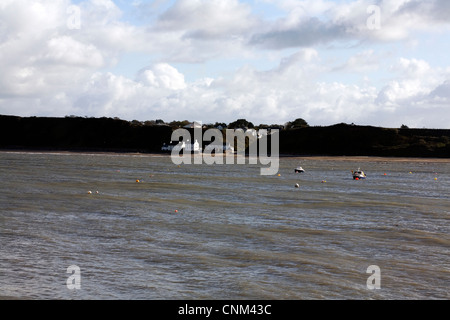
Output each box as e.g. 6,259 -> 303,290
0,0 -> 449,128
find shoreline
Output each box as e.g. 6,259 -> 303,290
1,148 -> 450,163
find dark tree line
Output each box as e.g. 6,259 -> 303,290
1,115 -> 449,157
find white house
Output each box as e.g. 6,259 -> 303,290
161,141 -> 179,152
185,139 -> 200,153
161,140 -> 200,153
223,142 -> 235,153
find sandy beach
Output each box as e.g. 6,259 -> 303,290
1,149 -> 449,164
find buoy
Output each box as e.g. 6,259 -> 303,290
175,210 -> 178,213
96,191 -> 99,194
136,180 -> 140,183
278,174 -> 281,177
384,173 -> 387,176
434,177 -> 438,181
87,191 -> 92,194
295,183 -> 300,188
355,177 -> 359,181
409,172 -> 413,174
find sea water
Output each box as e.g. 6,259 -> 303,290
0,152 -> 449,299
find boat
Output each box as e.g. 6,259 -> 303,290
352,168 -> 366,180
295,166 -> 305,173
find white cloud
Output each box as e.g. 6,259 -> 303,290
334,50 -> 380,73
250,0 -> 450,49
393,58 -> 432,78
136,63 -> 187,90
0,0 -> 449,129
44,36 -> 105,68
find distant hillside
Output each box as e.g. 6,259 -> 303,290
0,115 -> 172,153
0,115 -> 449,158
279,123 -> 450,158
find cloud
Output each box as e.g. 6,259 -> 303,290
43,36 -> 105,68
136,63 -> 187,90
429,80 -> 450,102
396,0 -> 450,24
142,0 -> 260,62
154,0 -> 256,40
374,58 -> 450,127
0,0 -> 449,129
333,50 -> 380,73
393,58 -> 432,78
376,58 -> 441,105
249,17 -> 348,49
249,0 -> 450,49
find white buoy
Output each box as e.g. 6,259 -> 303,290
295,183 -> 300,188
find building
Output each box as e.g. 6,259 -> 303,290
161,140 -> 200,153
162,140 -> 234,154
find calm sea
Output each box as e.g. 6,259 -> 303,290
0,151 -> 449,300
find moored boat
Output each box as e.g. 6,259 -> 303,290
352,168 -> 366,180
295,166 -> 305,173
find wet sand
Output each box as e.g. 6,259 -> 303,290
1,149 -> 449,163
279,155 -> 450,163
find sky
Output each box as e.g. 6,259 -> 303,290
0,0 -> 449,128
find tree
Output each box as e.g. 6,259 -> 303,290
287,118 -> 309,129
214,122 -> 227,129
131,120 -> 143,126
144,120 -> 156,126
228,119 -> 254,129
168,120 -> 190,129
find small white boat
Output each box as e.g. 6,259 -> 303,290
352,168 -> 366,180
295,166 -> 305,173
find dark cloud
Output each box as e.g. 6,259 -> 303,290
249,17 -> 349,49
429,80 -> 450,100
396,0 -> 450,23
